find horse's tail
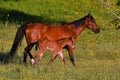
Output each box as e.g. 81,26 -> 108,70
3,24 -> 26,63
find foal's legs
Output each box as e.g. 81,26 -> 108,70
34,40 -> 47,64
48,51 -> 58,64
34,48 -> 46,64
58,51 -> 66,64
49,51 -> 66,64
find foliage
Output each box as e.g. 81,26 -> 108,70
0,0 -> 118,28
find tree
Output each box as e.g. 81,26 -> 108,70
101,0 -> 120,29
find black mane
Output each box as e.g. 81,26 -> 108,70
65,15 -> 88,28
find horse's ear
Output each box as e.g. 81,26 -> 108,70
88,13 -> 90,16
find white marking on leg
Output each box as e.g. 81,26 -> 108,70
72,45 -> 75,48
58,51 -> 64,60
31,58 -> 35,65
39,53 -> 43,60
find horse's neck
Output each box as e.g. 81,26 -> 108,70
67,18 -> 86,36
76,24 -> 86,35
68,23 -> 85,36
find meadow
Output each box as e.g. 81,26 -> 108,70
0,0 -> 120,80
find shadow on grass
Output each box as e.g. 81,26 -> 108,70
117,0 -> 120,6
0,52 -> 22,65
0,52 -> 11,65
0,52 -> 8,62
0,7 -> 65,25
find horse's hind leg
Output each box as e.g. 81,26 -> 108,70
23,50 -> 28,65
34,49 -> 46,64
34,42 -> 47,64
28,44 -> 35,64
23,43 -> 34,65
48,50 -> 65,64
48,52 -> 58,64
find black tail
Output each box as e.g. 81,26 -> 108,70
3,24 -> 26,63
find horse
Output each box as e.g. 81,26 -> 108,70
4,13 -> 100,65
32,37 -> 74,65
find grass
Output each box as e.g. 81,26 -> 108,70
0,25 -> 120,80
0,60 -> 120,80
0,0 -> 120,80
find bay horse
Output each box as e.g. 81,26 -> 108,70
32,38 -> 74,65
4,13 -> 100,65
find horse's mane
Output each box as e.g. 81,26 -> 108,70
62,15 -> 89,28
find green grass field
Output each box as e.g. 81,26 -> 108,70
0,0 -> 120,80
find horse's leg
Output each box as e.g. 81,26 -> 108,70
28,43 -> 35,65
23,45 -> 30,65
34,42 -> 47,64
49,47 -> 66,64
34,49 -> 46,64
48,51 -> 58,64
67,45 -> 75,66
23,50 -> 27,65
58,51 -> 66,64
49,51 -> 66,64
23,44 -> 34,65
71,36 -> 77,48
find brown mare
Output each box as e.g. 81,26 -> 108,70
32,38 -> 74,65
4,13 -> 100,65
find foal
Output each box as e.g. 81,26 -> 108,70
33,38 -> 74,65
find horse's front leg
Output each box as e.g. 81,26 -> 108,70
67,45 -> 75,66
71,36 -> 77,49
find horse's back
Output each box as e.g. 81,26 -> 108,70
45,26 -> 72,41
25,23 -> 72,43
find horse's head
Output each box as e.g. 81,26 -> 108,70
85,13 -> 100,34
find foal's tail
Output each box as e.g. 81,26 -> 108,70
3,24 -> 26,63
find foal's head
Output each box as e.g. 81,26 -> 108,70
85,13 -> 100,34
